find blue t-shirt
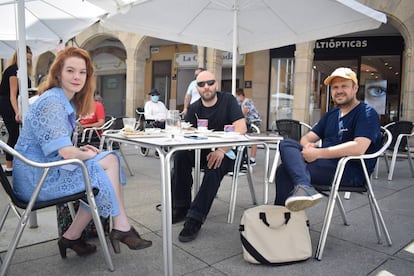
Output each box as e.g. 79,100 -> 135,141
312,102 -> 381,173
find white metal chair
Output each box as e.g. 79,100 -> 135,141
0,140 -> 114,275
314,126 -> 393,260
275,119 -> 312,141
81,116 -> 116,145
375,121 -> 414,181
0,117 -> 7,154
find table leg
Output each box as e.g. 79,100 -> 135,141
161,148 -> 174,276
193,149 -> 201,195
262,144 -> 270,204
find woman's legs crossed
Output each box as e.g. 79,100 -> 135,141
64,153 -> 130,239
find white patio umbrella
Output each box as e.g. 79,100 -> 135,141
0,0 -> 106,118
88,0 -> 386,95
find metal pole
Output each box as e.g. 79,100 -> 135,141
17,0 -> 38,229
17,0 -> 29,120
231,0 -> 238,96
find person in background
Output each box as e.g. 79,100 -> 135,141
172,70 -> 247,242
236,88 -> 262,166
182,67 -> 205,115
0,46 -> 32,176
80,94 -> 106,129
144,88 -> 168,128
13,47 -> 152,259
274,67 -> 381,212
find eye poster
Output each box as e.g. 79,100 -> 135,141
365,79 -> 386,114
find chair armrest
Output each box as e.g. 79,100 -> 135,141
335,127 -> 392,173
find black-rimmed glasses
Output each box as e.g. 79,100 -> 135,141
197,80 -> 216,87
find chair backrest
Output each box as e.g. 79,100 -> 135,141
102,116 -> 116,130
136,107 -> 145,120
275,119 -> 311,141
248,123 -> 260,134
111,117 -> 124,130
385,121 -> 413,151
374,126 -> 393,159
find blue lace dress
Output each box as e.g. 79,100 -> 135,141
13,87 -> 126,218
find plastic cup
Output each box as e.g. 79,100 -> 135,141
122,117 -> 136,132
224,124 -> 235,132
197,119 -> 208,132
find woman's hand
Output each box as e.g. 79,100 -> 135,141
15,113 -> 21,123
59,145 -> 100,161
80,144 -> 100,153
79,145 -> 100,159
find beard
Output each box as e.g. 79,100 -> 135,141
201,89 -> 216,102
333,94 -> 354,108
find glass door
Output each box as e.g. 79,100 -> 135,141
152,60 -> 172,109
268,58 -> 295,129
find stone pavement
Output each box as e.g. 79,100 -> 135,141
1,145 -> 414,276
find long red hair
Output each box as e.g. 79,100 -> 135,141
37,47 -> 95,116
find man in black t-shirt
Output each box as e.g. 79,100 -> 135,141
172,70 -> 247,242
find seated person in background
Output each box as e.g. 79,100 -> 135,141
172,70 -> 247,242
144,88 -> 168,129
78,94 -> 106,145
236,88 -> 262,166
79,94 -> 105,129
274,67 -> 382,212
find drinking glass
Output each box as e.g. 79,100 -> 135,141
165,110 -> 181,138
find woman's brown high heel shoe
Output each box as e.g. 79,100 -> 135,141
109,226 -> 152,253
58,236 -> 97,258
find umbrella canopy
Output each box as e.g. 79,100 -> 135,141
0,0 -> 106,57
91,0 -> 386,54
88,0 -> 386,95
0,0 -> 106,119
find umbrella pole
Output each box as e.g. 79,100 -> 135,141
231,0 -> 238,96
17,0 -> 29,121
17,0 -> 37,228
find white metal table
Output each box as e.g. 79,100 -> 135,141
100,130 -> 281,276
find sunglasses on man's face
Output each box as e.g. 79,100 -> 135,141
197,80 -> 216,87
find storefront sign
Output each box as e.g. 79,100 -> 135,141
314,36 -> 404,56
175,52 -> 245,67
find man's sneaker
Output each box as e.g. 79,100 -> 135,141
249,159 -> 256,166
178,218 -> 202,242
172,207 -> 188,224
285,185 -> 323,212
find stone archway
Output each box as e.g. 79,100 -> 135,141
81,35 -> 127,117
34,51 -> 55,87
